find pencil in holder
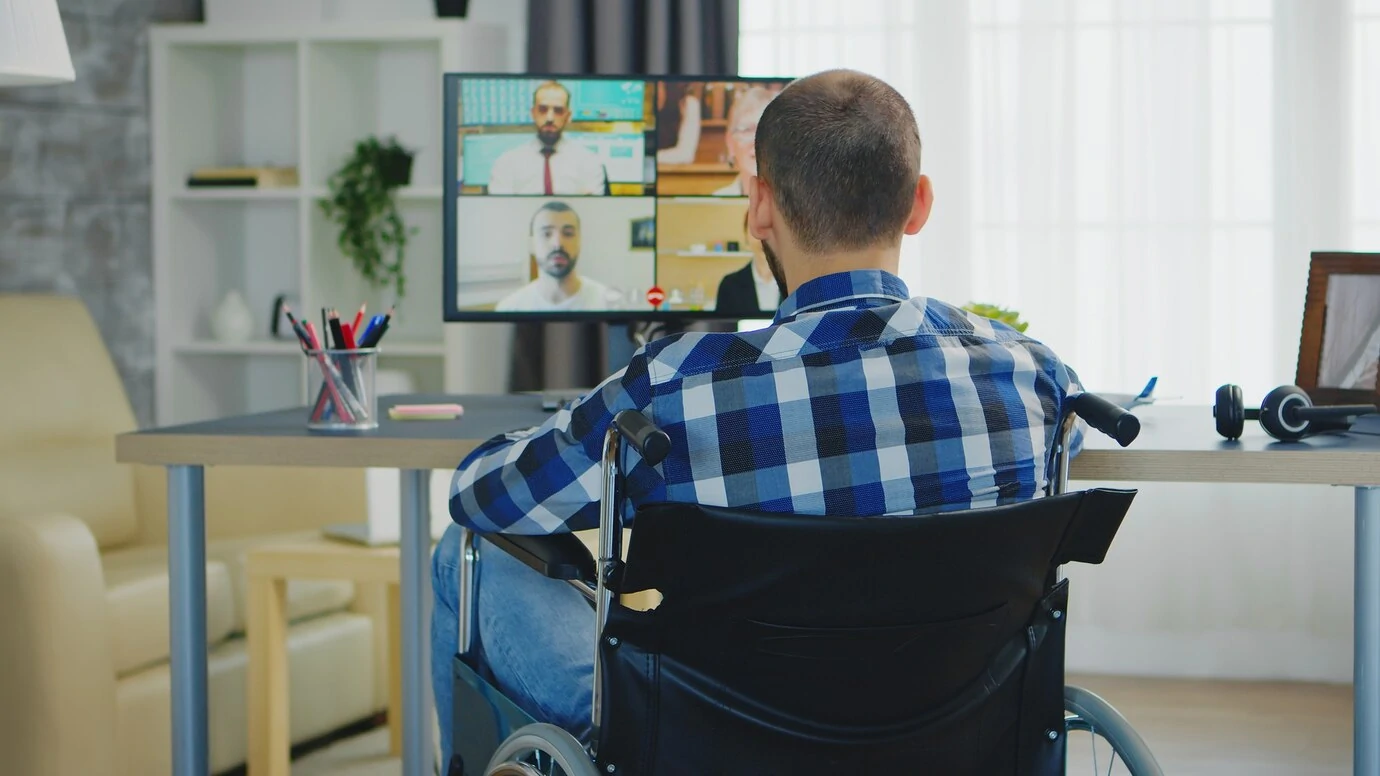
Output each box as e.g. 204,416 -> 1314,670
305,348 -> 378,431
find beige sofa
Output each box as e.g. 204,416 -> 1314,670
0,294 -> 390,776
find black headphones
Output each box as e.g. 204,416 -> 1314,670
1214,384 -> 1378,442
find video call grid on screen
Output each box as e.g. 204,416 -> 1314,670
443,73 -> 792,323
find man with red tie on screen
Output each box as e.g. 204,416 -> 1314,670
487,80 -> 609,196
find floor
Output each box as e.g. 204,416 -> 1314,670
291,674 -> 1353,775
1063,674 -> 1351,775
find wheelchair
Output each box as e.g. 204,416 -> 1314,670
447,393 -> 1164,775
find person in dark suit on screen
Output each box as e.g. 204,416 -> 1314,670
715,213 -> 783,318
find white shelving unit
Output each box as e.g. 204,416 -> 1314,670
150,21 -> 507,425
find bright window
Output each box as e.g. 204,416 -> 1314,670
740,0 -> 1365,402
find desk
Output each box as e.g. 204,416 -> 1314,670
117,396 -> 1380,776
116,394 -> 550,776
654,161 -> 737,195
1071,407 -> 1380,775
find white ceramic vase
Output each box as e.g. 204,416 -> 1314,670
212,290 -> 255,343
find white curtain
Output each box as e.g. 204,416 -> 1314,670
1355,1 -> 1380,247
740,0 -> 1377,682
739,0 -> 1374,403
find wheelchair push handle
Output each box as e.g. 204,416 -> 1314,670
1069,392 -> 1140,447
612,410 -> 672,466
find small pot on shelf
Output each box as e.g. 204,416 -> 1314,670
434,0 -> 469,17
379,147 -> 414,188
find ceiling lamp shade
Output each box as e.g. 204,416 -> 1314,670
0,0 -> 75,87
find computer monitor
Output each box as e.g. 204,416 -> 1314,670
442,73 -> 793,323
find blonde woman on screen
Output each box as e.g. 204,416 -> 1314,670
715,86 -> 778,196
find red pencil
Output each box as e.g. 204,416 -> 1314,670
352,303 -> 366,335
303,322 -> 354,423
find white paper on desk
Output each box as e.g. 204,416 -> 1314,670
1349,413 -> 1380,436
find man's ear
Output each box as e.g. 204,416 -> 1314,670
904,174 -> 934,235
746,175 -> 775,242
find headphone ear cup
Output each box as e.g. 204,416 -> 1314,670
1258,384 -> 1312,442
1214,384 -> 1245,440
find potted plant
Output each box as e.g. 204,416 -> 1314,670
320,135 -> 418,300
962,302 -> 1029,332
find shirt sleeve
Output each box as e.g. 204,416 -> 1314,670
448,352 -> 656,535
584,154 -> 609,195
1062,364 -> 1087,458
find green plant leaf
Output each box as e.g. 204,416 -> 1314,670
319,134 -> 417,300
962,302 -> 1029,332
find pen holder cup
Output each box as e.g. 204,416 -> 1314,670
305,348 -> 379,431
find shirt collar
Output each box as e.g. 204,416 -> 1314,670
774,270 -> 911,324
531,136 -> 563,154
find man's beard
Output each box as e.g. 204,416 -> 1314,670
761,241 -> 789,301
542,250 -> 575,280
538,125 -> 561,146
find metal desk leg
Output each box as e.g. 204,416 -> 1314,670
1359,486 -> 1380,776
400,469 -> 433,776
168,465 -> 208,776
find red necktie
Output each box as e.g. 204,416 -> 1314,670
542,148 -> 554,195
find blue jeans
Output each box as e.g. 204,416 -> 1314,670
431,522 -> 595,767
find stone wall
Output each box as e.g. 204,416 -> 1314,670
0,0 -> 201,428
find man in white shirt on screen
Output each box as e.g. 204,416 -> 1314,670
496,201 -> 618,311
487,81 -> 609,196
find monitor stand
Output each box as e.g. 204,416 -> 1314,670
606,323 -> 638,381
608,320 -> 689,374
536,322 -> 700,412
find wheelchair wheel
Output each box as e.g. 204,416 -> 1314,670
1064,685 -> 1165,776
484,723 -> 600,776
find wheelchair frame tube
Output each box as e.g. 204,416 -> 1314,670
591,423 -> 624,749
1048,412 -> 1081,497
456,527 -> 478,656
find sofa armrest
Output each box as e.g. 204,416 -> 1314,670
133,464 -> 368,545
0,513 -> 117,776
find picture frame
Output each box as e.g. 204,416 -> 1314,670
631,216 -> 655,250
1295,251 -> 1380,406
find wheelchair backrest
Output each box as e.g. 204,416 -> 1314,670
597,488 -> 1135,774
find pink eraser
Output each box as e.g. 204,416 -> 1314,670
393,403 -> 464,415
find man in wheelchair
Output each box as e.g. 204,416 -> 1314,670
433,69 -> 1096,771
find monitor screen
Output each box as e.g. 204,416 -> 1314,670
443,73 -> 794,322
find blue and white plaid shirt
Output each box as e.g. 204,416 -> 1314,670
450,270 -> 1083,535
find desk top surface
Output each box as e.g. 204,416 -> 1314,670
115,396 -> 1380,486
1073,405 -> 1380,486
116,394 -> 548,471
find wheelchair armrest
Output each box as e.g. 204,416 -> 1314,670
1054,487 -> 1138,565
480,532 -> 596,582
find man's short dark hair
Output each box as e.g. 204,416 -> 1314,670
530,201 -> 579,234
532,80 -> 571,106
756,69 -> 921,253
